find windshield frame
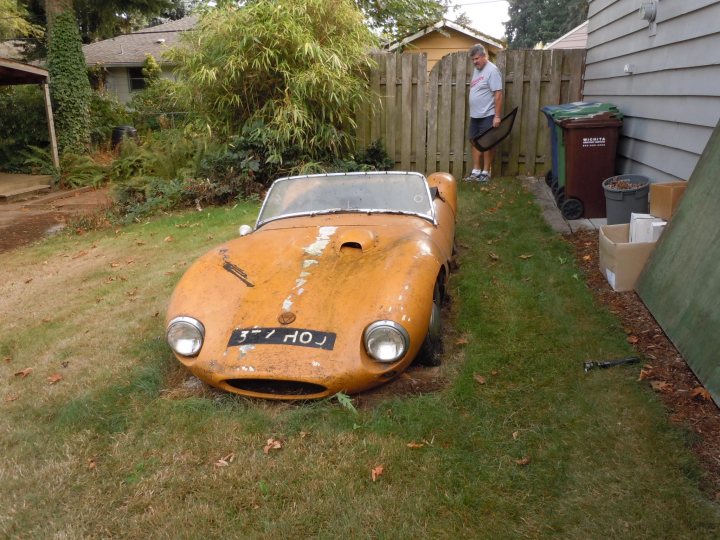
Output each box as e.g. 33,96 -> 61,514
255,171 -> 436,229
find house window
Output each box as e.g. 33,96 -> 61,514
128,67 -> 146,91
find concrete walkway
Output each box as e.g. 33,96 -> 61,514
522,176 -> 607,234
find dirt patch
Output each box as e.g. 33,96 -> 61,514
0,212 -> 68,253
0,188 -> 111,254
567,229 -> 720,497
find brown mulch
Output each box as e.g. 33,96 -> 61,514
567,229 -> 720,498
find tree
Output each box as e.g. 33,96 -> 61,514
46,3 -> 92,153
169,0 -> 378,164
505,0 -> 588,49
0,0 -> 43,39
354,0 -> 450,39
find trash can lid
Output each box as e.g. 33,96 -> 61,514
557,113 -> 623,128
544,102 -> 622,121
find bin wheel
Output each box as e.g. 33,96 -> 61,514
561,198 -> 583,220
554,186 -> 565,204
545,170 -> 554,187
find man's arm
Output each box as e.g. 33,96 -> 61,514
493,90 -> 503,128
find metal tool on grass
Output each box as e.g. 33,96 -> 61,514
583,356 -> 640,373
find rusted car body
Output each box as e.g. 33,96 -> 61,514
166,171 -> 457,399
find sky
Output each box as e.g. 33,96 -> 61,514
449,0 -> 510,40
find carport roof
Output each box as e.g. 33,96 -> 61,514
0,57 -> 48,85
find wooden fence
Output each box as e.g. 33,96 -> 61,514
356,49 -> 586,178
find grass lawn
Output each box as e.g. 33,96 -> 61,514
1,179 -> 718,538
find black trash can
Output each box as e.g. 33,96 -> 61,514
602,174 -> 650,225
111,125 -> 138,148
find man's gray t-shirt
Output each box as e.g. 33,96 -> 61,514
469,61 -> 502,118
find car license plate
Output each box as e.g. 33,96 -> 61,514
227,327 -> 336,350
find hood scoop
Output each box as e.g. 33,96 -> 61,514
336,229 -> 377,253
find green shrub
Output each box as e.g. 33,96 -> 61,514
88,92 -> 131,147
129,78 -> 190,131
168,0 -> 378,164
113,176 -> 185,224
0,86 -> 50,172
19,145 -> 108,189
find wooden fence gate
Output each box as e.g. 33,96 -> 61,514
356,49 -> 586,178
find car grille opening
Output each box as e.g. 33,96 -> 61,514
226,379 -> 327,396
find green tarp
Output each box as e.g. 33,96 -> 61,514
637,120 -> 720,406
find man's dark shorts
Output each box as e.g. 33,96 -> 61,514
468,115 -> 494,140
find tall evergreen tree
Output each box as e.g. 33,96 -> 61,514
505,0 -> 588,49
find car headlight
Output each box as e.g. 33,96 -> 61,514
364,320 -> 409,363
166,316 -> 205,357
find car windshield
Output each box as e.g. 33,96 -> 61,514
256,172 -> 434,226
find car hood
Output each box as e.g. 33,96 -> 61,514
166,215 -> 445,397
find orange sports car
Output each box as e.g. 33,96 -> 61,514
166,171 -> 457,399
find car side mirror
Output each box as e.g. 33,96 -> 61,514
238,224 -> 253,236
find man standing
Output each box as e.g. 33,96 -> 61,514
466,44 -> 503,183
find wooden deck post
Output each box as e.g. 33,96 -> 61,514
41,81 -> 60,169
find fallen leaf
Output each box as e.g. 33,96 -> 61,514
519,254 -> 533,260
126,288 -> 138,297
5,394 -> 19,402
2,356 -> 10,363
406,442 -> 425,449
61,361 -> 70,368
136,241 -> 146,246
582,255 -> 592,261
14,367 -> 33,378
627,335 -> 639,344
489,252 -> 500,261
42,318 -> 51,323
455,336 -> 469,346
690,386 -> 712,401
87,458 -> 97,470
299,431 -> 310,439
473,374 -> 486,385
637,368 -> 653,381
371,464 -> 384,482
516,456 -> 531,466
263,438 -> 283,454
72,250 -> 88,259
651,380 -> 671,392
214,453 -> 235,468
512,431 -> 519,440
24,278 -> 33,284
164,235 -> 174,243
47,373 -> 63,385
110,262 -> 121,268
491,370 -> 499,376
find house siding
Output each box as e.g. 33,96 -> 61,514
584,0 -> 720,182
402,29 -> 486,73
104,66 -> 175,104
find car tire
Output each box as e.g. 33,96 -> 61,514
416,282 -> 443,367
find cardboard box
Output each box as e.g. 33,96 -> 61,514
629,213 -> 667,243
650,181 -> 687,220
599,224 -> 657,292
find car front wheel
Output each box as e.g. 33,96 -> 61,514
415,281 -> 443,367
